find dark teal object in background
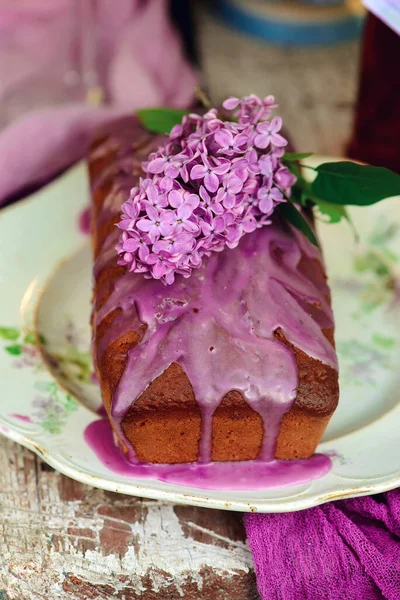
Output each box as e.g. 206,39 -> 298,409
214,0 -> 364,46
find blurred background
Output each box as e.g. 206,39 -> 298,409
195,0 -> 362,156
0,0 -> 398,206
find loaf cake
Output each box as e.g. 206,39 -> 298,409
89,117 -> 339,465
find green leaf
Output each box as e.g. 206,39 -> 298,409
0,327 -> 19,341
312,162 -> 400,206
300,191 -> 311,207
298,189 -> 359,240
314,198 -> 349,224
283,152 -> 314,162
24,332 -> 36,345
137,108 -> 189,134
286,162 -> 313,203
277,202 -> 319,247
5,344 -> 22,356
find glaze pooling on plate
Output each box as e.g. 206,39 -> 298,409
93,165 -> 337,466
85,418 -> 332,490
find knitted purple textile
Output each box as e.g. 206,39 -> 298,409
245,490 -> 400,600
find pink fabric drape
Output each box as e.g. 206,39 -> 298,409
0,0 -> 196,205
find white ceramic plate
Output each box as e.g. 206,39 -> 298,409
0,159 -> 399,513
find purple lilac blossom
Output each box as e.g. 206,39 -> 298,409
116,95 -> 296,285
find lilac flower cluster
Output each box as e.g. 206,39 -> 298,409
117,95 -> 296,284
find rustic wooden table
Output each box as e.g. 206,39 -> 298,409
0,9 -> 361,600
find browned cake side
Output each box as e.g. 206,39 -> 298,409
90,119 -> 339,464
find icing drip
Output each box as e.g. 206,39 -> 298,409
91,122 -> 338,467
95,218 -> 337,464
84,417 -> 332,490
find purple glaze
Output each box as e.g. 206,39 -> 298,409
84,418 -> 332,490
94,218 -> 337,464
91,123 -> 338,481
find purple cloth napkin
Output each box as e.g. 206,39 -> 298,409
245,490 -> 400,600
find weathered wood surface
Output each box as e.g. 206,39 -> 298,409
0,8 -> 360,600
0,438 -> 257,599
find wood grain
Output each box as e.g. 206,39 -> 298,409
0,7 -> 360,598
0,438 -> 258,599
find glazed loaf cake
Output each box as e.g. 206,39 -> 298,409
89,118 -> 339,465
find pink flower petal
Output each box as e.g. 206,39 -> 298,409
178,203 -> 193,220
118,218 -> 134,231
145,203 -> 158,221
148,226 -> 160,244
152,261 -> 167,279
226,224 -> 242,244
259,156 -> 273,176
199,185 -> 210,203
254,134 -> 270,149
209,201 -> 225,216
256,122 -> 270,134
164,271 -> 175,285
213,160 -> 231,175
271,116 -> 282,132
226,175 -> 243,194
122,238 -> 140,252
168,189 -> 183,208
160,176 -> 173,191
159,220 -> 175,237
242,216 -> 257,233
271,187 -> 284,202
215,129 -> 233,148
271,133 -> 287,148
147,157 -> 167,174
204,172 -> 219,193
165,163 -> 180,178
190,164 -> 207,180
146,184 -> 158,204
259,196 -> 274,214
222,193 -> 235,209
122,200 -> 139,219
181,164 -> 189,182
138,244 -> 150,261
170,124 -> 183,139
234,134 -> 250,148
185,193 -> 200,210
222,97 -> 240,110
145,253 -> 158,266
137,219 -> 153,232
214,216 -> 226,233
182,220 -> 199,233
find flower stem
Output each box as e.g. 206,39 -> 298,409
299,163 -> 317,171
194,86 -> 213,110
